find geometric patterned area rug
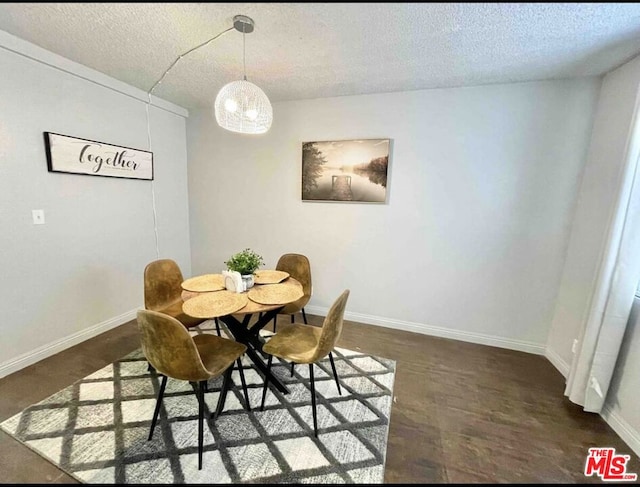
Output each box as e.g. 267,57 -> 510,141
0,321 -> 395,483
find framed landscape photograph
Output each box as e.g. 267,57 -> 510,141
302,138 -> 390,203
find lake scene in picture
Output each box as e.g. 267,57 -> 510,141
302,139 -> 390,202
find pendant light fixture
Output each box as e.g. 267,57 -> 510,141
147,14 -> 272,136
214,15 -> 273,135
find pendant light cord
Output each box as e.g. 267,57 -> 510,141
144,26 -> 234,260
243,25 -> 247,81
148,26 -> 234,98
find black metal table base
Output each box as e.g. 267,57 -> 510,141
218,306 -> 289,394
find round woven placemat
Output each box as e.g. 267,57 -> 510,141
181,274 -> 225,292
248,281 -> 304,305
232,299 -> 281,315
182,290 -> 248,318
254,270 -> 290,285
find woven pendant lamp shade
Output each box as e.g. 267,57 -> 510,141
214,79 -> 273,134
147,15 -> 272,137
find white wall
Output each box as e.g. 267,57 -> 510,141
545,54 -> 640,457
187,79 -> 599,353
0,31 -> 192,376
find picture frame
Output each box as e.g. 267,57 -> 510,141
301,138 -> 390,203
44,132 -> 154,180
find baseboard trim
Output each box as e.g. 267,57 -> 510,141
0,308 -> 138,379
544,347 -> 571,378
601,404 -> 640,459
305,306 -> 545,355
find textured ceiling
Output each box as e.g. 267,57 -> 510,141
1,3 -> 640,110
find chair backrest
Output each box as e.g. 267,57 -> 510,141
311,289 -> 350,362
144,259 -> 184,311
276,253 -> 312,312
136,309 -> 210,382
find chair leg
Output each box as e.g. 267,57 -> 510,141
147,361 -> 155,373
193,379 -> 208,393
309,363 -> 318,437
237,358 -> 251,411
214,318 -> 221,337
214,366 -> 233,419
301,307 -> 308,324
291,314 -> 295,323
290,361 -> 295,377
148,375 -> 168,441
328,352 -> 342,395
197,380 -> 205,470
273,315 -> 277,332
260,355 -> 273,411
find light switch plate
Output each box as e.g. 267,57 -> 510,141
32,209 -> 45,225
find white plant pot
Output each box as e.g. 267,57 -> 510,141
241,274 -> 255,291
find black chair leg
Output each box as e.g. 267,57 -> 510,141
193,381 -> 206,408
197,380 -> 205,470
291,314 -> 295,323
260,355 -> 273,410
273,315 -> 277,332
237,358 -> 251,411
147,361 -> 155,373
213,366 -> 233,419
309,363 -> 318,437
290,361 -> 295,377
302,307 -> 308,324
149,375 -> 167,440
214,318 -> 221,337
328,352 -> 342,395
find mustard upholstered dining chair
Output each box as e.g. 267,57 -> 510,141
272,253 -> 312,331
144,259 -> 221,336
260,289 -> 350,437
137,309 -> 251,470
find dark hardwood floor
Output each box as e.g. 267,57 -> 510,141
0,314 -> 638,483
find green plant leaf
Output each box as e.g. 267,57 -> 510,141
224,248 -> 265,275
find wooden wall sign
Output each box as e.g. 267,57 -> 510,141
44,132 -> 153,180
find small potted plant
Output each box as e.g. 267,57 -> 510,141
224,248 -> 264,289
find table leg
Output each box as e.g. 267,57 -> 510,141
247,308 -> 283,357
219,308 -> 289,395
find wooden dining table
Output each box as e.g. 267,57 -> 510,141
181,271 -> 303,395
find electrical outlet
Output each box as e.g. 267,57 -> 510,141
32,209 -> 45,225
